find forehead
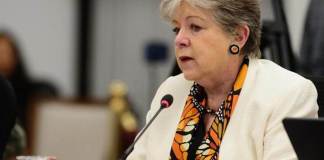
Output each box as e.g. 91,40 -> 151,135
171,1 -> 213,23
0,38 -> 14,51
0,37 -> 11,44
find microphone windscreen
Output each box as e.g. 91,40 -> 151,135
160,94 -> 173,108
0,75 -> 17,157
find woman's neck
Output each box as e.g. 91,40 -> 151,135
200,56 -> 244,109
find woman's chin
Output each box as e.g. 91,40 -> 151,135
182,71 -> 198,81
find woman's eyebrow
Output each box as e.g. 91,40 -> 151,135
186,15 -> 207,22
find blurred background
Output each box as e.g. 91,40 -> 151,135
0,0 -> 322,159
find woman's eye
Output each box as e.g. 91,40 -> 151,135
172,27 -> 180,35
190,24 -> 202,32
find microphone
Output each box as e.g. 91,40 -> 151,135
119,94 -> 173,160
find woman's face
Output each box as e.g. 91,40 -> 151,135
0,38 -> 17,77
172,2 -> 236,82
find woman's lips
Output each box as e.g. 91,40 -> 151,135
179,56 -> 193,62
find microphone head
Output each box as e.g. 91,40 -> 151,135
160,94 -> 173,108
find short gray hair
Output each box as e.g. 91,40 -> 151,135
160,0 -> 261,58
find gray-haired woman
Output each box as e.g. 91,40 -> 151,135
127,0 -> 318,159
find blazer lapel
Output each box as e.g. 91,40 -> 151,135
219,58 -> 258,160
148,75 -> 193,160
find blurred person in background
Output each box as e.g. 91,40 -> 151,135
0,31 -> 32,128
0,30 -> 58,128
0,31 -> 29,158
0,30 -> 57,158
127,0 -> 318,159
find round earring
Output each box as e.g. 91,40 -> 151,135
229,44 -> 240,55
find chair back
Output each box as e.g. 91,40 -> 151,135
29,100 -> 119,160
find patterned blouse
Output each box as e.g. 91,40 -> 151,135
169,58 -> 249,160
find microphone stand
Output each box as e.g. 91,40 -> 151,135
119,107 -> 163,160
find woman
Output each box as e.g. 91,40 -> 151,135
127,0 -> 318,159
0,31 -> 57,127
0,31 -> 32,126
0,31 -> 30,159
0,31 -> 57,160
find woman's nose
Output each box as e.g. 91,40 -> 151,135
175,30 -> 190,49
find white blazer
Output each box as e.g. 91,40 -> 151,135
127,58 -> 319,160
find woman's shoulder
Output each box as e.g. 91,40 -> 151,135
244,59 -> 318,115
251,58 -> 311,86
247,58 -> 317,100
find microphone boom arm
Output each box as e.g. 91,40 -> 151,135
119,107 -> 163,160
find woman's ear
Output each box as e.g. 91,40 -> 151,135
234,24 -> 250,48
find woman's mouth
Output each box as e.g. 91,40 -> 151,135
179,56 -> 193,62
